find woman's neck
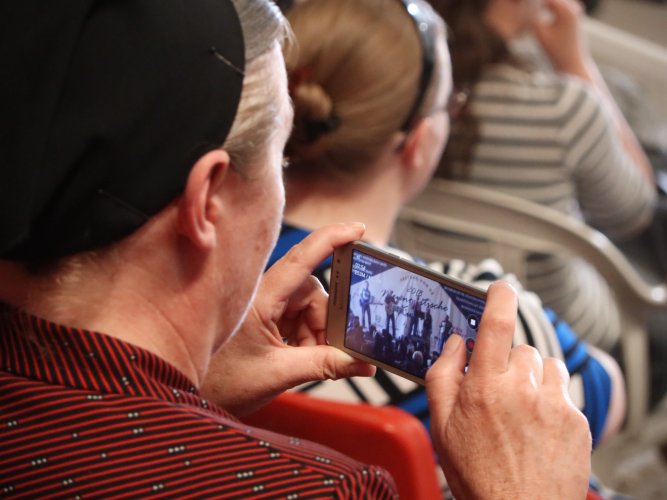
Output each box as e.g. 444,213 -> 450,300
285,171 -> 404,247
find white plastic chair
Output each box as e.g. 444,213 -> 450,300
392,178 -> 667,435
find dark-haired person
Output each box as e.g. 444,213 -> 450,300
432,0 -> 656,351
1,0 -> 593,498
422,304 -> 433,354
359,281 -> 373,330
438,315 -> 454,354
385,289 -> 398,337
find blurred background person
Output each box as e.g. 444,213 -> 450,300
432,0 -> 657,351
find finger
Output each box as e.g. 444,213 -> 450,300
542,357 -> 570,391
262,222 -> 365,302
546,0 -> 582,19
507,344 -> 544,389
292,319 -> 325,347
277,275 -> 328,345
282,275 -> 326,312
467,281 -> 517,376
566,0 -> 584,16
542,358 -> 582,419
425,334 -> 466,425
274,345 -> 376,387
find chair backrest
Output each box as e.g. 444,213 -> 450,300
243,391 -> 442,500
584,17 -> 667,145
392,179 -> 667,433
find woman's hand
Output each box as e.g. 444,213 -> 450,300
426,282 -> 592,499
533,0 -> 592,76
534,0 -> 655,184
201,222 -> 375,416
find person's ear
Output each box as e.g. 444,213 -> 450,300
177,149 -> 231,252
398,118 -> 430,172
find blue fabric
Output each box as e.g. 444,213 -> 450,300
396,391 -> 430,417
267,225 -> 332,271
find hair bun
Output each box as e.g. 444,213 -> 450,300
293,82 -> 333,120
292,82 -> 339,142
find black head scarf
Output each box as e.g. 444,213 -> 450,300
0,0 -> 245,261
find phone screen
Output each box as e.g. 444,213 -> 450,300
341,247 -> 486,380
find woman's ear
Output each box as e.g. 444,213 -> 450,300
177,149 -> 231,252
399,118 -> 430,172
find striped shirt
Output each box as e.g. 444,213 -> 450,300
442,63 -> 657,349
268,224 -> 613,447
0,304 -> 397,499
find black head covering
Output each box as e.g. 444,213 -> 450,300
0,0 -> 245,261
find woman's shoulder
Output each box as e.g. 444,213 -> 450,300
481,63 -> 596,96
476,64 -> 597,123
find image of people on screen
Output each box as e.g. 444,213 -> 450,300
345,250 -> 483,378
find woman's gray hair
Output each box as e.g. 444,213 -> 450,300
223,0 -> 291,171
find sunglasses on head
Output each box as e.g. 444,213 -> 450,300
399,0 -> 437,131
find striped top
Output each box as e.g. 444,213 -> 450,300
268,224 -> 614,447
442,64 -> 657,349
0,304 -> 397,499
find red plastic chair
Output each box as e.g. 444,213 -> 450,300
243,391 -> 442,499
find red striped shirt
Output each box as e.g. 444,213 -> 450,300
0,304 -> 397,499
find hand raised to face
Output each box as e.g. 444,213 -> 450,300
533,0 -> 591,75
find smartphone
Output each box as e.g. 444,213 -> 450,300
327,241 -> 487,385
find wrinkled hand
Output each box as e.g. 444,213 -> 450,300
426,282 -> 592,499
534,0 -> 592,75
201,223 -> 375,416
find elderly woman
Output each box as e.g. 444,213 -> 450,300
0,0 -> 591,498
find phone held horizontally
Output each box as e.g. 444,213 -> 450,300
327,241 -> 487,384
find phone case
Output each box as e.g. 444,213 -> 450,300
327,241 -> 487,384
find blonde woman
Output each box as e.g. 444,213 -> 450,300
269,0 -> 624,458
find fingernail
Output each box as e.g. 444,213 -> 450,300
490,280 -> 518,299
443,333 -> 463,354
490,280 -> 513,292
503,281 -> 518,295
